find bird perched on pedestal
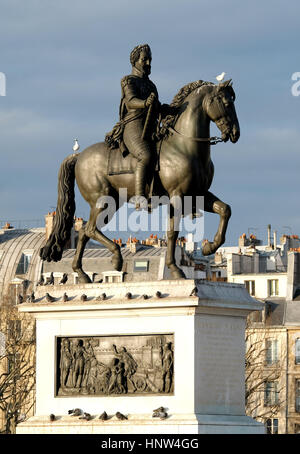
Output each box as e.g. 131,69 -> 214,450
26,292 -> 35,303
62,292 -> 69,302
80,294 -> 87,302
68,408 -> 82,416
116,411 -> 127,420
73,139 -> 80,152
45,292 -> 55,303
155,291 -> 162,298
99,411 -> 108,421
152,406 -> 168,419
216,72 -> 226,83
189,287 -> 197,297
96,293 -> 106,301
45,272 -> 54,285
59,273 -> 68,285
79,412 -> 92,421
142,294 -> 148,300
125,292 -> 132,299
49,414 -> 56,422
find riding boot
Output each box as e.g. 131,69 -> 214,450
134,162 -> 148,210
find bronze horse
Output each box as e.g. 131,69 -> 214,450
40,80 -> 240,282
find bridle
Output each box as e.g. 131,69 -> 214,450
167,126 -> 223,145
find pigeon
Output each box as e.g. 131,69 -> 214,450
45,292 -> 55,303
99,411 -> 108,421
115,411 -> 127,420
59,273 -> 68,285
62,292 -> 69,302
68,408 -> 82,416
216,72 -> 226,83
73,139 -> 80,152
45,272 -> 54,285
49,414 -> 56,422
142,294 -> 148,300
18,294 -> 24,304
80,294 -> 87,302
79,412 -> 92,421
152,407 -> 168,419
125,292 -> 132,299
155,291 -> 162,298
26,292 -> 35,303
37,276 -> 44,286
96,293 -> 106,301
189,287 -> 198,297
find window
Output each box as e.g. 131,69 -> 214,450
266,339 -> 278,365
295,339 -> 300,364
265,419 -> 278,434
268,279 -> 279,296
245,280 -> 255,296
264,381 -> 279,406
134,260 -> 149,272
296,379 -> 300,412
15,253 -> 32,275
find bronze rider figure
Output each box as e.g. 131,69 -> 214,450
106,44 -> 166,209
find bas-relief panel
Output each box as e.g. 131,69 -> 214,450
56,334 -> 174,396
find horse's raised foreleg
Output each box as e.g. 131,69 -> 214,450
166,203 -> 186,279
72,226 -> 91,283
84,206 -> 123,272
202,191 -> 231,256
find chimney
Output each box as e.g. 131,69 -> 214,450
267,224 -> 271,248
273,230 -> 277,250
45,212 -> 56,241
287,251 -> 300,300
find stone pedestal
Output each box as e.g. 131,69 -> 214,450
16,279 -> 265,434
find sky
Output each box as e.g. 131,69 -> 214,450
0,0 -> 299,247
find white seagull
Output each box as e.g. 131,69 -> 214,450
216,72 -> 226,83
73,138 -> 80,152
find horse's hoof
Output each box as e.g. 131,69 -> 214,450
111,255 -> 123,272
202,242 -> 215,256
170,267 -> 186,280
77,272 -> 92,284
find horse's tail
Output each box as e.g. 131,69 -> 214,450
40,153 -> 79,262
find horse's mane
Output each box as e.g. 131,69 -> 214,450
157,80 -> 214,140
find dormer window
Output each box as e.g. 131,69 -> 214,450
134,260 -> 149,272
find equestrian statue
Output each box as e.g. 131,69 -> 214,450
40,44 -> 240,282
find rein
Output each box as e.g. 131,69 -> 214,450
168,126 -> 223,145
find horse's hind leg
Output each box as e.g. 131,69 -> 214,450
166,203 -> 186,279
84,205 -> 123,272
72,226 -> 91,283
202,191 -> 231,256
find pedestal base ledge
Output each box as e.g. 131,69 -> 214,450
16,413 -> 265,434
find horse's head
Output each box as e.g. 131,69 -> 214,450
204,80 -> 240,143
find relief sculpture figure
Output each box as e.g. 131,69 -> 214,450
112,344 -> 138,393
72,339 -> 86,388
162,342 -> 174,393
60,338 -> 73,388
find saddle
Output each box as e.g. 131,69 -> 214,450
107,142 -> 161,198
